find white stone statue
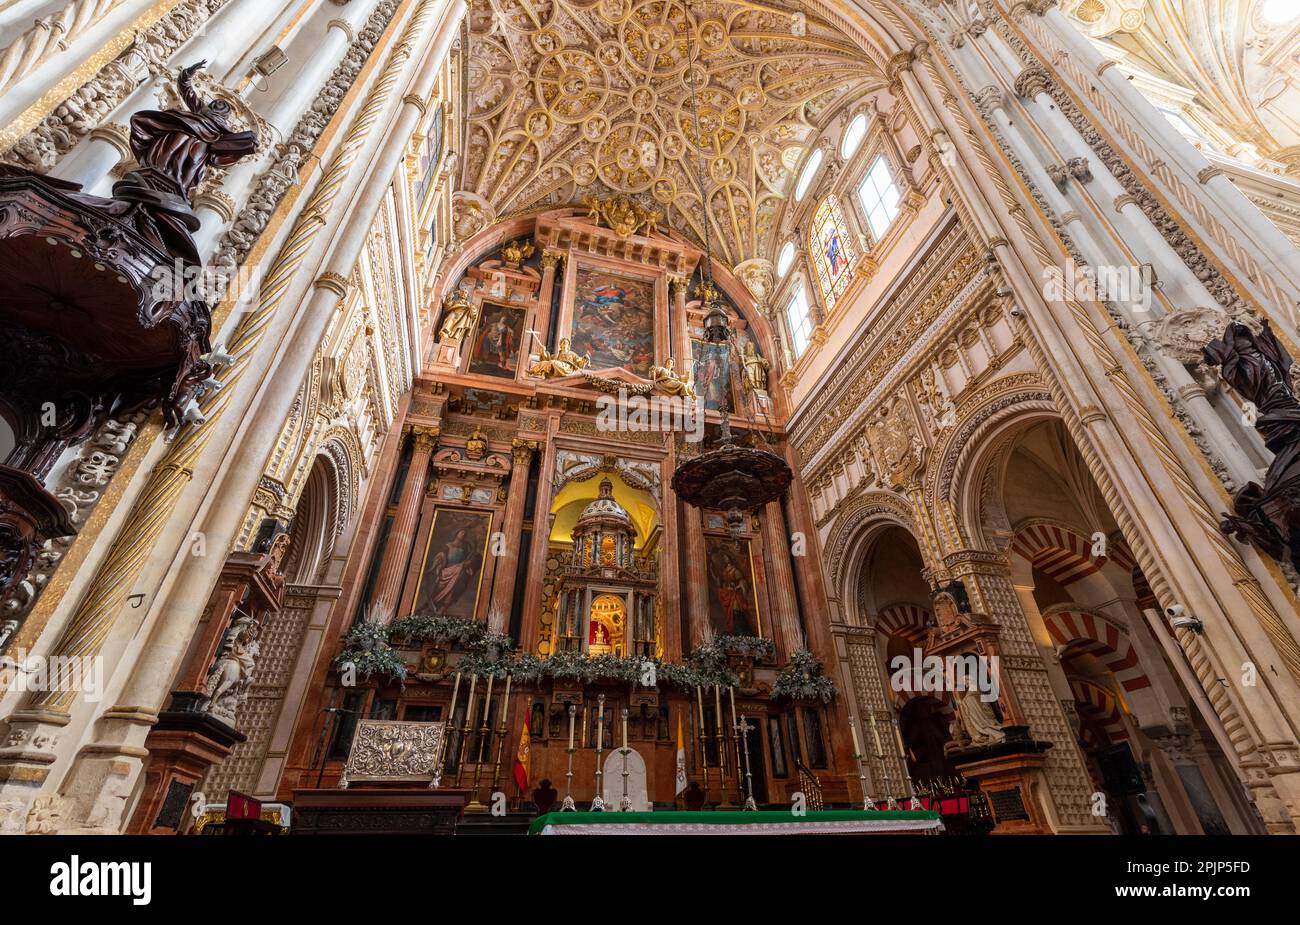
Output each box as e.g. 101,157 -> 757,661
952,688 -> 1005,747
203,612 -> 261,725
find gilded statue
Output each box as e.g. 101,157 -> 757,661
583,194 -> 659,237
529,338 -> 590,378
501,238 -> 535,265
650,357 -> 697,399
741,341 -> 770,392
438,289 -> 476,345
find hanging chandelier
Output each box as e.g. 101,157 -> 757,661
670,13 -> 792,534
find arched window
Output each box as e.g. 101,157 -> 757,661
785,284 -> 813,358
776,240 -> 796,277
794,148 -> 823,202
856,154 -> 902,240
808,195 -> 856,311
840,113 -> 868,158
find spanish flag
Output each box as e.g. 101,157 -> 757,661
512,715 -> 531,792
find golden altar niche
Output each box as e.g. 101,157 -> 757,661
553,477 -> 657,658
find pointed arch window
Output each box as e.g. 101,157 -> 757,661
808,195 -> 856,312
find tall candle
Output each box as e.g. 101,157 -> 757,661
567,704 -> 575,750
849,716 -> 862,756
447,671 -> 462,725
621,708 -> 628,750
893,719 -> 907,760
728,686 -> 738,731
580,703 -> 588,747
464,673 -> 479,730
714,685 -> 722,734
697,685 -> 705,727
500,671 -> 512,726
596,695 -> 605,751
868,712 -> 884,756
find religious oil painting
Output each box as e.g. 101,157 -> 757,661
468,302 -> 526,378
570,264 -> 656,376
691,339 -> 732,411
704,534 -> 762,637
412,509 -> 493,618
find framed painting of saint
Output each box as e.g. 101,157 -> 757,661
411,509 -> 493,618
467,302 -> 525,378
570,264 -> 656,376
691,339 -> 732,411
704,534 -> 762,637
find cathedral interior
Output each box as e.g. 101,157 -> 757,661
1,0 -> 1300,840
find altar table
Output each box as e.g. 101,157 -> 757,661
528,809 -> 944,836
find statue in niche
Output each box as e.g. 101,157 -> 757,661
438,289 -> 477,345
1203,320 -> 1300,569
949,686 -> 1005,749
203,612 -> 261,725
528,338 -> 590,378
649,357 -> 697,399
740,341 -> 770,393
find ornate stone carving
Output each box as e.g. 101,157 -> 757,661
583,194 -> 659,238
864,396 -> 925,490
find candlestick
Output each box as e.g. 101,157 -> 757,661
696,685 -> 711,805
619,708 -> 632,812
622,707 -> 628,750
736,714 -> 757,811
467,671 -> 494,812
849,715 -> 862,756
591,693 -> 607,811
454,672 -> 478,787
714,685 -> 734,808
434,670 -> 462,787
561,703 -> 577,812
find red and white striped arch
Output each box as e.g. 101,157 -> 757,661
875,603 -> 932,647
1011,521 -> 1135,587
1069,677 -> 1129,745
1043,607 -> 1152,693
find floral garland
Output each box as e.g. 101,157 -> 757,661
771,649 -> 836,703
332,620 -> 408,683
694,634 -> 776,664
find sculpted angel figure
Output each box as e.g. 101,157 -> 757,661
650,357 -> 697,399
528,338 -> 590,378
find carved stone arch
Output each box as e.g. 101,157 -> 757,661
1068,677 -> 1129,746
1040,604 -> 1153,695
875,601 -> 932,646
926,376 -> 1056,550
1010,516 -> 1138,605
823,490 -> 914,595
317,429 -> 360,539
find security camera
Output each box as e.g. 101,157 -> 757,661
1166,604 -> 1203,634
1009,306 -> 1023,317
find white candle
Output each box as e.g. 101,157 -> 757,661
596,696 -> 605,751
567,704 -> 575,750
622,709 -> 628,750
869,712 -> 883,756
850,716 -> 862,756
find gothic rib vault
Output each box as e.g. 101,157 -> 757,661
458,0 -> 883,265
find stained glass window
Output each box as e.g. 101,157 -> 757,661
808,195 -> 856,311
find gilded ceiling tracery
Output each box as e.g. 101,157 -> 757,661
460,0 -> 883,265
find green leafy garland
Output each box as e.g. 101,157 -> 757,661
332,620 -> 409,683
771,649 -> 836,703
333,614 -> 824,698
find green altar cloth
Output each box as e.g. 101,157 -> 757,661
528,809 -> 943,835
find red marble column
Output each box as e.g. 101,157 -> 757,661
488,439 -> 537,621
763,499 -> 804,659
684,506 -> 710,647
370,424 -> 438,621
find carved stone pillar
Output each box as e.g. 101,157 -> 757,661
371,424 -> 438,620
941,549 -> 1109,833
488,439 -> 537,620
